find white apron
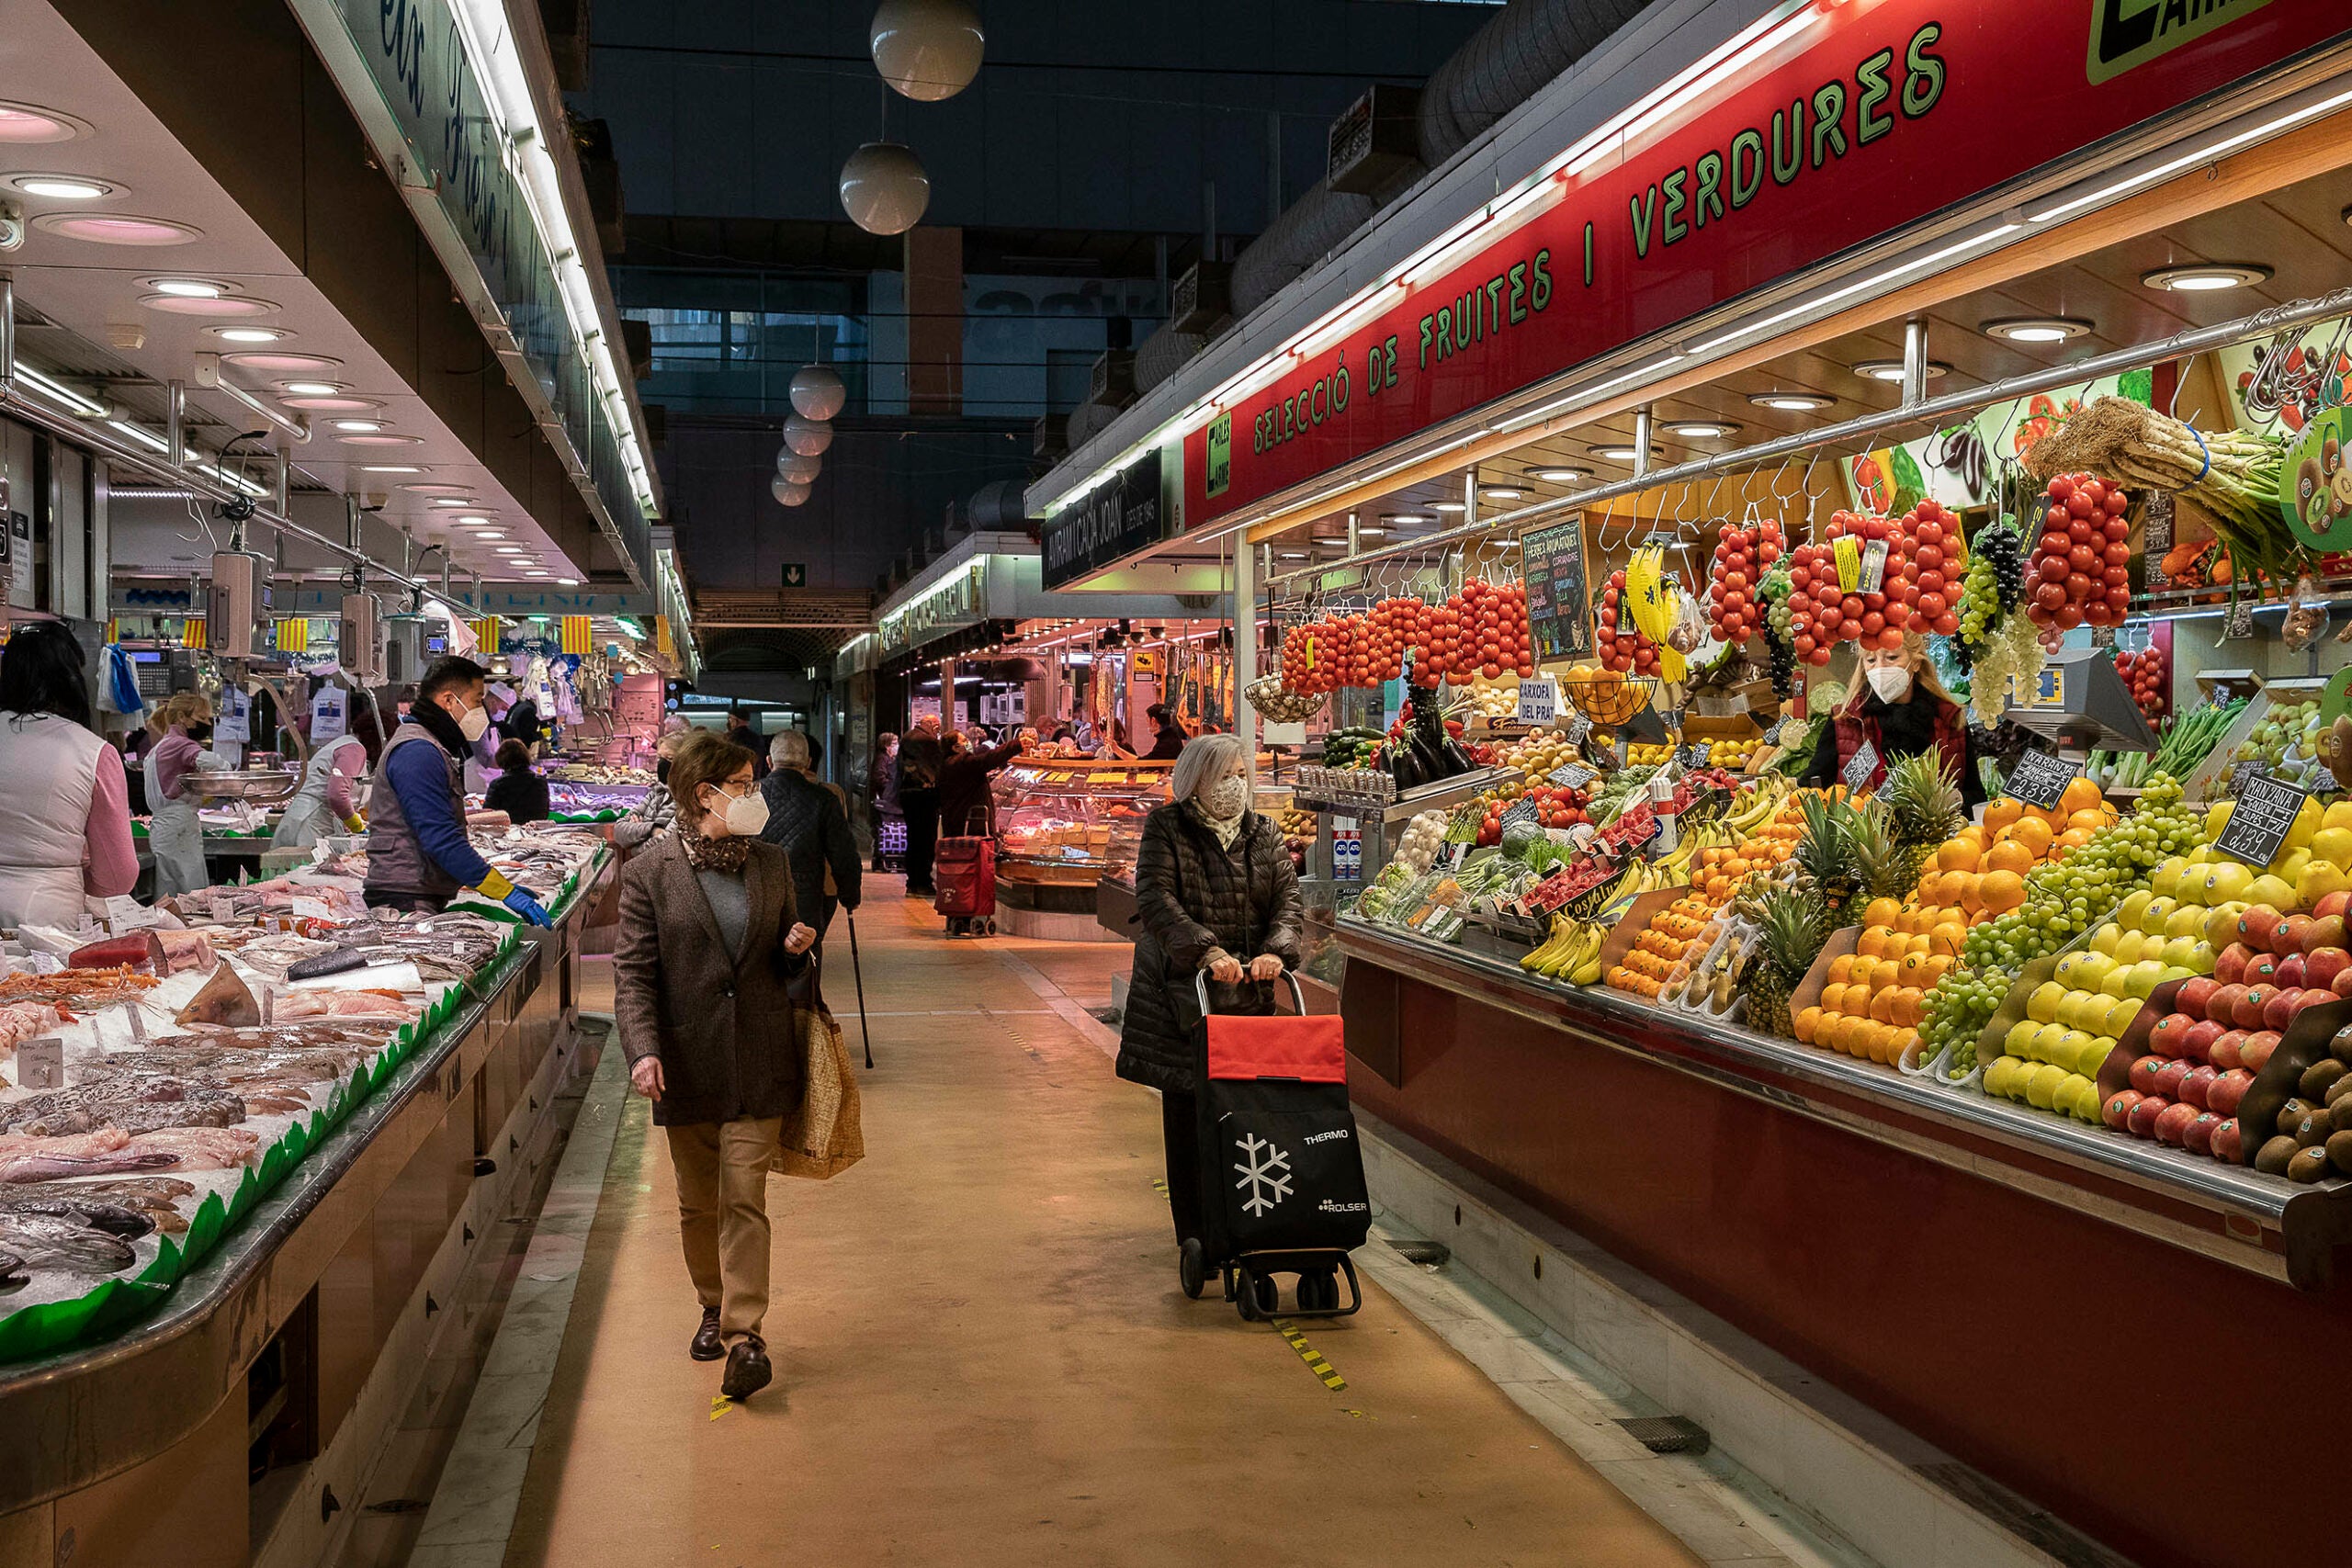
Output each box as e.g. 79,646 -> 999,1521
271,733 -> 364,851
145,747 -> 211,896
0,712 -> 105,929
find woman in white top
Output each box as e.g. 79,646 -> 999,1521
0,622 -> 140,928
145,692 -> 221,896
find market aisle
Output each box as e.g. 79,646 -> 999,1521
501,889 -> 1706,1568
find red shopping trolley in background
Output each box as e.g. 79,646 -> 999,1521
933,808 -> 996,937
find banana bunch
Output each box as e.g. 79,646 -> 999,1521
1521,914 -> 1607,983
1719,775 -> 1790,834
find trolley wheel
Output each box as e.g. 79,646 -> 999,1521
983,917 -> 998,935
1250,1271 -> 1282,1318
1179,1238 -> 1205,1300
1235,1269 -> 1261,1321
1221,1267 -> 1238,1303
1296,1269 -> 1334,1313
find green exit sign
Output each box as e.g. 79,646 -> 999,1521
781,563 -> 807,588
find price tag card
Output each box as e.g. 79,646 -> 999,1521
1762,717 -> 1789,746
1517,676 -> 1561,727
1548,762 -> 1597,791
2225,599 -> 2255,639
1498,798 -> 1543,834
2001,750 -> 2081,809
2312,764 -> 2341,795
1841,739 -> 1881,793
1563,712 -> 1592,746
1858,537 -> 1889,594
1675,742 -> 1710,770
1834,535 -> 1862,593
2214,771 -> 2309,867
290,896 -> 332,921
2229,759 -> 2263,797
17,1037 -> 63,1090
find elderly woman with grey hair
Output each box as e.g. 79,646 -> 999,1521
1114,731 -> 1303,1284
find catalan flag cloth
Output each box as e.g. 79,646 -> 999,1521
276,617 -> 308,653
472,617 -> 502,652
182,617 -> 207,649
560,615 -> 594,656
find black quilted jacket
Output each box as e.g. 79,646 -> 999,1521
1114,802 -> 1305,1095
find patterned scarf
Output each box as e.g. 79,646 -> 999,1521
675,822 -> 752,873
1184,796 -> 1244,852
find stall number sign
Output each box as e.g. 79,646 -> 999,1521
2214,773 -> 2309,868
1548,762 -> 1597,791
1841,739 -> 1881,793
1517,676 -> 1561,726
2002,750 -> 2081,809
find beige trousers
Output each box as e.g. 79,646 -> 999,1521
665,1117 -> 785,1344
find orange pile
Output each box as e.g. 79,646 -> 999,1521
1690,801 -> 1807,903
1606,894 -> 1719,998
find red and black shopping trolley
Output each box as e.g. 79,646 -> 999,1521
933,808 -> 997,937
1182,971 -> 1370,1321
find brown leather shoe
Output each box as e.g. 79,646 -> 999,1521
720,1334 -> 773,1399
689,1307 -> 724,1361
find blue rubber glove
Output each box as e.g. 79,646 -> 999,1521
502,887 -> 554,927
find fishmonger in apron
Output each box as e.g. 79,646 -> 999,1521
144,737 -> 216,896
270,732 -> 368,851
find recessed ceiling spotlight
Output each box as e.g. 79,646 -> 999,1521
1851,359 -> 1951,383
277,379 -> 344,396
1432,501 -> 1466,513
1478,485 -> 1527,501
523,570 -> 550,578
451,513 -> 491,525
1529,467 -> 1589,483
1382,512 -> 1431,525
1747,391 -> 1837,412
475,530 -> 507,539
10,174 -> 114,199
1355,526 -> 1386,538
359,464 -> 423,474
2141,263 -> 2271,292
1665,420 -> 1740,438
558,577 -> 580,586
210,326 -> 288,344
427,497 -> 477,508
0,102 -> 92,144
1276,550 -> 1307,559
493,544 -> 526,553
141,292 -> 277,318
330,419 -> 385,433
1590,443 -> 1666,460
1980,317 -> 2093,344
401,483 -> 470,496
33,212 -> 199,246
148,276 -> 227,298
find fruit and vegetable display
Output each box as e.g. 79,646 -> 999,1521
1277,578 -> 1535,698
2115,642 -> 2168,725
1392,809 -> 1450,875
1778,500 -> 1967,663
1320,727 -> 1386,770
2225,696 -> 2327,787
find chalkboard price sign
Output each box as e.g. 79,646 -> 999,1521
1840,739 -> 1881,793
2001,750 -> 2082,809
2213,772 -> 2309,868
1563,712 -> 1592,746
1498,798 -> 1544,835
1548,762 -> 1597,791
1675,742 -> 1711,771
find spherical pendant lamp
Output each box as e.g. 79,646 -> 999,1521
789,364 -> 847,421
783,414 -> 834,457
776,450 -> 822,483
839,141 -> 930,235
870,0 -> 985,102
772,476 -> 812,507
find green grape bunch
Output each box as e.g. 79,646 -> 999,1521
1958,773 -> 2202,973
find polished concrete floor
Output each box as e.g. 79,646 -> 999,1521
499,887 -> 1706,1568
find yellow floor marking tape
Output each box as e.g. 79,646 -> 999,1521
1272,1319 -> 1348,1392
709,1395 -> 734,1421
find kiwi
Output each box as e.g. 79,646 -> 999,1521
2277,1097 -> 2316,1135
2258,1134 -> 2301,1176
2290,1145 -> 2334,1184
2301,1059 -> 2348,1100
2327,1076 -> 2352,1108
2294,1111 -> 2334,1148
2333,1023 -> 2352,1066
2329,1129 -> 2352,1176
2333,1098 -> 2352,1135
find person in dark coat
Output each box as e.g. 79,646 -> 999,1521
894,714 -> 945,896
616,729 -> 817,1401
759,729 -> 861,949
936,727 -> 1029,841
481,739 -> 551,822
868,732 -> 900,871
1114,733 -> 1303,1274
496,693 -> 543,756
725,708 -> 768,778
1142,702 -> 1187,760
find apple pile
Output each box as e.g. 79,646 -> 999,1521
2115,643 -> 2167,724
1595,570 -> 1662,676
2026,472 -> 2133,630
1704,520 -> 1783,645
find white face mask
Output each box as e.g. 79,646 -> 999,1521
1202,774 -> 1250,820
1866,665 -> 1913,704
706,784 -> 768,837
456,701 -> 492,743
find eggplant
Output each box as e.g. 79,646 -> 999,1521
1392,748 -> 1424,790
1441,738 -> 1475,773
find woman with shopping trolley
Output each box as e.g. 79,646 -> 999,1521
1114,733 -> 1306,1292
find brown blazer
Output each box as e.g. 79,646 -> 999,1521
614,833 -> 808,1127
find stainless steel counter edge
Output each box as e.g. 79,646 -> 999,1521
1337,920 -> 2352,1288
0,851 -> 610,1510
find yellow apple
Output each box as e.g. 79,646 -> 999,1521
2297,860 -> 2349,910
2091,924 -> 2124,958
2030,1021 -> 2071,1062
2323,800 -> 2352,835
2311,826 -> 2352,867
2159,935 -> 2205,971
2027,981 -> 2067,1023
2139,896 -> 2178,937
2124,961 -> 2167,998
2205,903 -> 2249,947
2004,1019 -> 2041,1057
2103,995 -> 2143,1036
2165,905 -> 2208,940
2245,873 -> 2300,912
2202,862 -> 2256,905
2098,965 -> 2136,998
2118,888 -> 2158,927
2206,801 -> 2234,840
2287,796 -> 2322,852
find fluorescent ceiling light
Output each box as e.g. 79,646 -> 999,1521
1432,501 -> 1466,513
211,326 -> 288,344
428,497 -> 477,508
493,544 -> 525,553
1664,421 -> 1738,438
12,364 -> 107,418
1530,467 -> 1589,482
558,577 -> 580,586
1383,512 -> 1430,525
2142,264 -> 2270,292
1981,317 -> 2092,344
360,464 -> 423,474
452,514 -> 492,525
1355,526 -> 1386,538
330,419 -> 384,433
149,277 -> 226,299
1747,391 -> 1836,412
1478,485 -> 1527,501
523,570 -> 549,577
1276,550 -> 1307,559
12,175 -> 111,199
279,381 -> 342,396
108,418 -> 168,452
2029,83 -> 2352,226
1852,360 -> 1951,383
1590,444 -> 1664,460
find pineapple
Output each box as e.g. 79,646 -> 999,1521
1849,802 -> 1917,907
1747,886 -> 1830,1038
1878,750 -> 1963,885
1792,793 -> 1862,913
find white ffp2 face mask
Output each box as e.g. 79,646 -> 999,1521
1866,665 -> 1913,704
711,789 -> 769,837
457,703 -> 492,742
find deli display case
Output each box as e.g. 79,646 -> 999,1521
992,758 -> 1174,939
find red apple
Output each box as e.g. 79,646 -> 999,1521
2241,907 -> 2283,950
2179,1064 -> 2219,1108
2306,947 -> 2352,991
2184,1111 -> 2220,1156
2277,915 -> 2314,955
2177,976 -> 2222,1017
2301,915 -> 2347,954
2242,1031 -> 2282,1072
2213,1118 -> 2245,1163
2154,1058 -> 2193,1100
2246,952 -> 2282,987
2103,1089 -> 2145,1131
2155,1101 -> 2202,1145
2315,890 -> 2352,921
2211,1030 -> 2248,1071
2208,983 -> 2252,1026
2128,1095 -> 2170,1137
2181,1019 -> 2225,1062
2215,945 -> 2253,985
2274,953 -> 2309,990
2149,1012 -> 2198,1056
2235,984 -> 2280,1029
2128,1055 -> 2168,1096
2333,966 -> 2352,998
2265,987 -> 2309,1032
2285,989 -> 2333,1027
2209,1067 -> 2255,1116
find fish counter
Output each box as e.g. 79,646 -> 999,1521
0,824 -> 612,1562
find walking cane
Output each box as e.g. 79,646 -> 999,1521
846,907 -> 875,1068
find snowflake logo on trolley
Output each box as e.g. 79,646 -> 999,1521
1233,1134 -> 1294,1217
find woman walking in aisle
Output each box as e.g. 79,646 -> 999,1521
616,729 -> 818,1399
1114,732 -> 1302,1284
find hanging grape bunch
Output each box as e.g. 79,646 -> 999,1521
1595,570 -> 1661,676
1757,558 -> 1798,699
1704,519 -> 1783,644
2026,472 -> 2132,631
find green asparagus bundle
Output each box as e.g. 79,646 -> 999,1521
2149,697 -> 2248,783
